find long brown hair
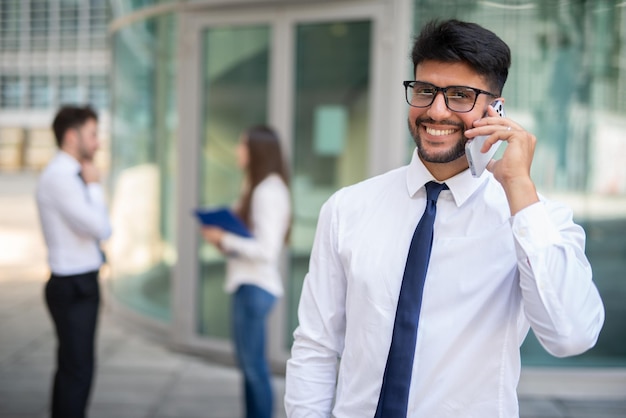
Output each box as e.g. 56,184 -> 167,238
237,125 -> 289,235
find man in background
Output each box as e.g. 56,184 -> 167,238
36,105 -> 112,418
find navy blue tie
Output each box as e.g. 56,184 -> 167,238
375,181 -> 448,417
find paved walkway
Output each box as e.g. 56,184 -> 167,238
0,171 -> 624,418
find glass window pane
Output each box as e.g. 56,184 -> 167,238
0,0 -> 21,51
287,20 -> 372,346
198,25 -> 271,339
0,75 -> 24,108
30,0 -> 49,50
29,76 -> 52,108
60,0 -> 80,49
89,0 -> 109,48
88,74 -> 109,109
58,75 -> 80,104
412,0 -> 626,367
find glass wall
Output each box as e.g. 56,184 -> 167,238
108,13 -> 178,321
197,25 -> 271,338
412,0 -> 626,366
287,20 -> 372,345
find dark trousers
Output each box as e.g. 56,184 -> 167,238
45,270 -> 100,418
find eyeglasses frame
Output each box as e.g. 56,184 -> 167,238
403,80 -> 498,113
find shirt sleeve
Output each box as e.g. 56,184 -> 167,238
285,192 -> 346,417
47,172 -> 112,240
512,200 -> 604,357
220,179 -> 290,261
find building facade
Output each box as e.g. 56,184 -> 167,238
0,0 -> 110,172
107,0 -> 626,394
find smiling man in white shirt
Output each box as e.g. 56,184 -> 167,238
285,19 -> 604,418
36,105 -> 111,418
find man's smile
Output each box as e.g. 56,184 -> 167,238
424,126 -> 459,137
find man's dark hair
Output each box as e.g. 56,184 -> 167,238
52,105 -> 98,148
411,19 -> 511,94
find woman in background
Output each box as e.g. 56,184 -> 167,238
202,125 -> 291,418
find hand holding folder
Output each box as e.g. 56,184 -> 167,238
194,207 -> 252,238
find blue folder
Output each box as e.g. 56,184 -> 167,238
193,207 -> 252,238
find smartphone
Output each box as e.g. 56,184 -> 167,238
465,100 -> 506,177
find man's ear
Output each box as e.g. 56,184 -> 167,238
60,128 -> 77,151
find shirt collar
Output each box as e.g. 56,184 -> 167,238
405,148 -> 490,207
56,150 -> 82,174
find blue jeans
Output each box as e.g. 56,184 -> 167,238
232,284 -> 277,418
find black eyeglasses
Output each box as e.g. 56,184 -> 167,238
403,80 -> 498,113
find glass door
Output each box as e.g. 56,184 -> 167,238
196,17 -> 373,347
174,1 -> 403,362
198,25 -> 272,338
287,19 -> 372,345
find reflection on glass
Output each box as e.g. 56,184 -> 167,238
287,20 -> 372,345
108,14 -> 177,321
412,0 -> 626,366
198,25 -> 270,338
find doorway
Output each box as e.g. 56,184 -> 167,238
174,1 -> 410,363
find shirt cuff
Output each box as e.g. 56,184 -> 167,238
221,232 -> 245,257
510,201 -> 562,260
86,183 -> 106,205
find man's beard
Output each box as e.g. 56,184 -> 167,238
408,117 -> 467,163
76,135 -> 95,162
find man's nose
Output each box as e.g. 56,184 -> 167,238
426,92 -> 452,120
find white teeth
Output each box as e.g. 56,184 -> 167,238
426,127 -> 456,136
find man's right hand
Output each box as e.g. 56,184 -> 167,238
80,161 -> 100,184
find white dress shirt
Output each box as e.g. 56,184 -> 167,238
36,151 -> 112,276
285,149 -> 604,418
220,173 -> 291,297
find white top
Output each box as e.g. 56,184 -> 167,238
221,173 -> 291,297
285,150 -> 604,418
36,151 -> 112,276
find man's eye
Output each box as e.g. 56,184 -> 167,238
415,88 -> 435,95
447,88 -> 474,100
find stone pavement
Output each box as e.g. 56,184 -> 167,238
0,171 -> 625,418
